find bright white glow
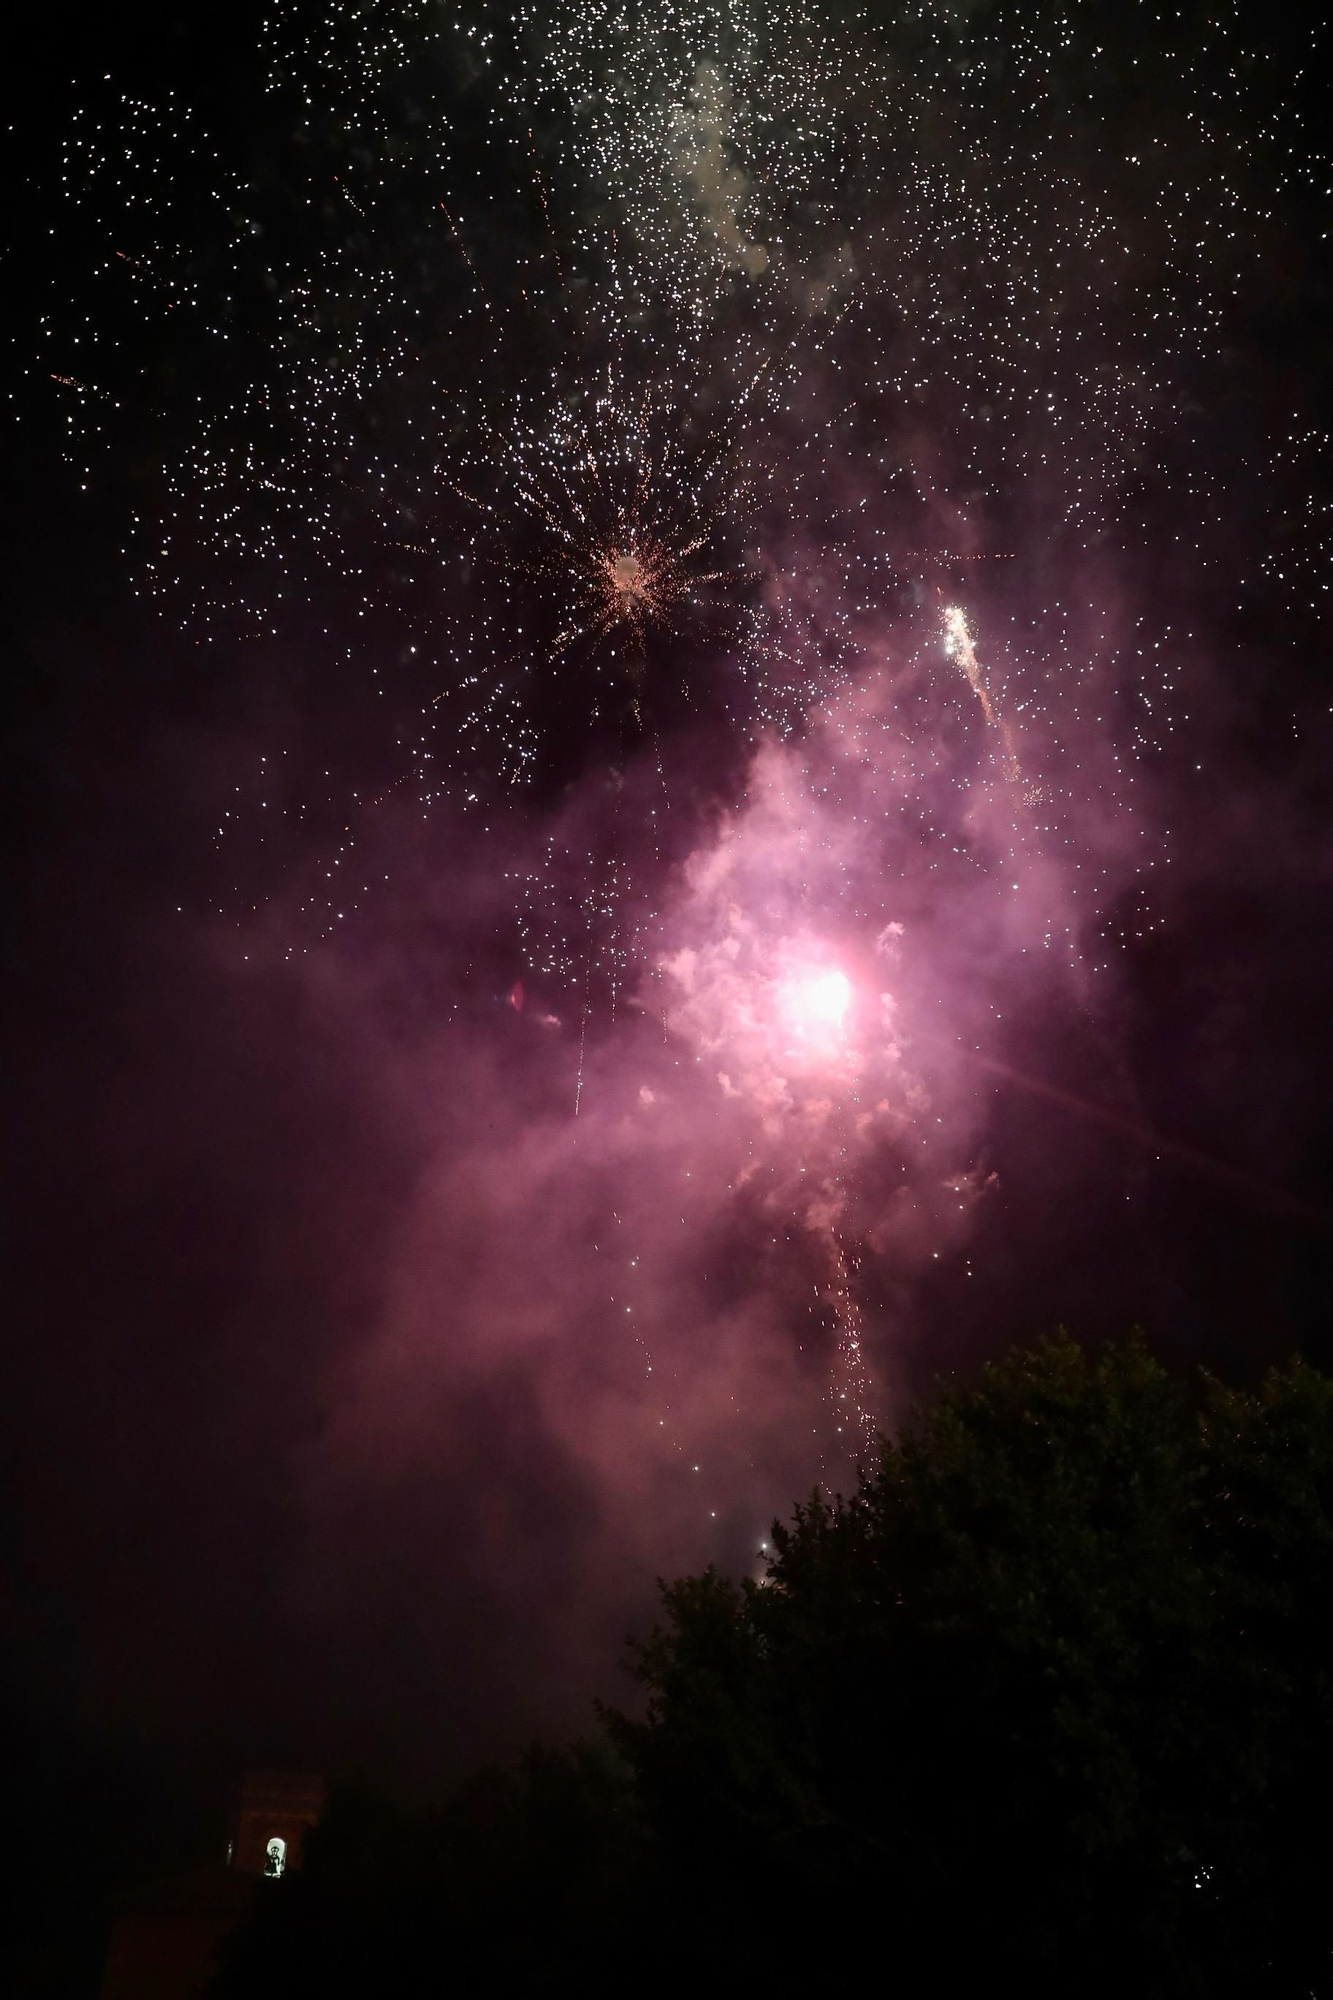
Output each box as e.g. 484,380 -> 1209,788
264,1836 -> 287,1879
781,968 -> 852,1040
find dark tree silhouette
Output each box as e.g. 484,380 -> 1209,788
214,1333 -> 1333,1997
606,1333 -> 1333,1994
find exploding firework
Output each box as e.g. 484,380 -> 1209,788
51,3 -> 1298,752
39,0 -> 1325,1477
448,371 -> 747,685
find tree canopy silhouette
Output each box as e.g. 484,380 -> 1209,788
216,1332 -> 1333,1997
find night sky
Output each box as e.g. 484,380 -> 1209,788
5,0 -> 1332,1855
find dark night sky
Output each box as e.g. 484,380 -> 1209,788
4,0 -> 1332,1892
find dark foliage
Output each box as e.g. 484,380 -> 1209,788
214,1333 -> 1333,1996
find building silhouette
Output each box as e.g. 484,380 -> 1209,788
231,1769 -> 327,1877
99,1770 -> 325,2000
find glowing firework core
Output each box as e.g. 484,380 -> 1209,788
781,967 -> 852,1042
560,529 -> 702,654
610,551 -> 647,604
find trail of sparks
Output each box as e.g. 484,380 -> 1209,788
942,604 -> 1023,784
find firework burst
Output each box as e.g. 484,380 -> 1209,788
37,0 -> 1327,1475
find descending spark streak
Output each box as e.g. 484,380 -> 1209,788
825,1238 -> 874,1448
767,962 -> 874,1444
575,995 -> 589,1118
942,604 -> 1022,783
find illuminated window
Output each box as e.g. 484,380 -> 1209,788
264,1836 -> 287,1879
